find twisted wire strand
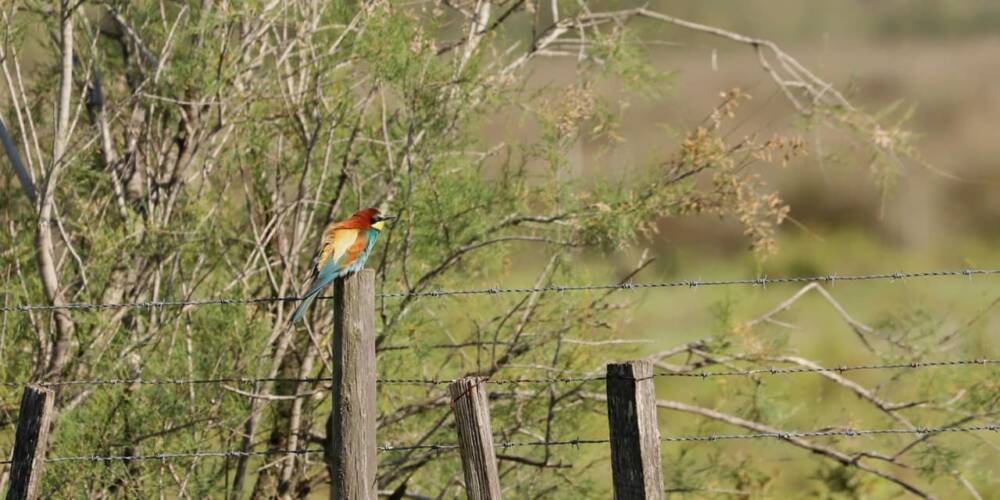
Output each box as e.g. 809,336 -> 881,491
379,340 -> 513,351
4,424 -> 992,465
650,358 -> 1000,379
3,268 -> 997,313
0,447 -> 325,466
0,376 -> 330,388
380,269 -> 1000,298
377,423 -> 1000,453
376,358 -> 1000,386
2,358 -> 995,389
658,424 -> 1000,442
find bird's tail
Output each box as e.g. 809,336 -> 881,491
291,278 -> 332,323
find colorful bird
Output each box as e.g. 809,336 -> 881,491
291,207 -> 395,322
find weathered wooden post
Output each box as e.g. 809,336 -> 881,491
606,360 -> 664,500
449,377 -> 501,499
6,385 -> 55,500
327,270 -> 377,500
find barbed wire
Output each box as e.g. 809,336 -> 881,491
650,358 -> 1000,379
659,424 -> 1000,442
379,340 -> 512,352
1,358 -> 995,389
377,423 -> 1000,453
378,374 -> 604,386
377,269 -> 1000,298
376,358 -> 1000,386
0,295 -> 295,313
0,447 -> 325,466
0,376 -> 330,389
4,424 -> 993,466
2,268 -> 997,313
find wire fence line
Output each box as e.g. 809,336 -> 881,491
377,358 -> 1000,386
6,423 -> 993,465
0,448 -> 326,466
378,340 -> 514,351
2,358 -> 996,390
643,358 -> 1000,379
0,376 -> 330,389
379,423 -> 1000,453
2,268 -> 997,313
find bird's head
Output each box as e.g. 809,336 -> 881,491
354,207 -> 397,232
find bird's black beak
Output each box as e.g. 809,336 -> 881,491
374,214 -> 397,223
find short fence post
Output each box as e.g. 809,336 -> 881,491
606,360 -> 664,500
6,385 -> 55,500
327,270 -> 377,500
449,377 -> 501,500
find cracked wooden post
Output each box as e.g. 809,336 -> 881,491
6,385 -> 55,500
606,360 -> 664,500
449,377 -> 501,499
327,270 -> 376,500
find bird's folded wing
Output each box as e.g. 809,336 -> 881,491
342,230 -> 372,270
319,227 -> 361,271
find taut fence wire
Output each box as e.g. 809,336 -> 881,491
378,358 -> 1000,385
0,448 -> 325,466
3,423 -> 995,466
2,268 -> 997,313
0,376 -> 329,389
378,423 -> 1000,453
1,358 -> 997,389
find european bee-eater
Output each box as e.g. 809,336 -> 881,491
291,207 -> 395,322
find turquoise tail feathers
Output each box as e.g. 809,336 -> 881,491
291,275 -> 335,323
290,291 -> 318,323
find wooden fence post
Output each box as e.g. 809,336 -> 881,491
327,270 -> 377,500
606,360 -> 664,500
449,377 -> 501,500
6,385 -> 55,500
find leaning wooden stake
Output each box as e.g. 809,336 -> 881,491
449,377 -> 501,500
606,360 -> 664,500
6,385 -> 55,500
327,270 -> 377,500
